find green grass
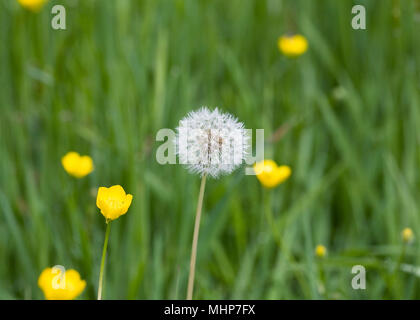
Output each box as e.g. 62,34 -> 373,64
1,0 -> 420,299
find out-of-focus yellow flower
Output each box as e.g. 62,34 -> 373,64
402,228 -> 414,244
315,245 -> 327,258
96,185 -> 133,221
61,152 -> 94,178
17,0 -> 48,12
254,160 -> 291,188
278,34 -> 308,57
38,267 -> 86,300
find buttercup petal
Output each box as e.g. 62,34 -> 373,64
255,160 -> 291,188
276,165 -> 292,181
122,194 -> 133,214
108,185 -> 126,199
38,267 -> 85,300
96,185 -> 132,221
62,152 -> 94,178
96,187 -> 108,208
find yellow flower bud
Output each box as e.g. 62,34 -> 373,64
277,34 -> 308,57
254,160 -> 291,188
315,245 -> 327,258
402,228 -> 414,244
61,152 -> 94,178
38,267 -> 86,300
96,185 -> 133,221
17,0 -> 48,12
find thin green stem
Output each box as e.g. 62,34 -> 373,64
262,189 -> 310,296
394,243 -> 407,275
187,174 -> 207,300
263,190 -> 281,247
390,243 -> 407,297
317,259 -> 327,299
98,221 -> 111,300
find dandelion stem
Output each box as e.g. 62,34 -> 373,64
187,174 -> 207,300
98,221 -> 111,300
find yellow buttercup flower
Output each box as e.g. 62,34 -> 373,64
315,245 -> 327,258
254,160 -> 291,188
17,0 -> 48,12
96,185 -> 133,221
61,151 -> 94,178
402,228 -> 414,244
278,34 -> 308,57
38,267 -> 86,300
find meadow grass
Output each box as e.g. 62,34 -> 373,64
0,0 -> 420,299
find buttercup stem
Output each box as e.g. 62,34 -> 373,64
263,190 -> 283,248
98,221 -> 111,300
187,174 -> 207,300
390,242 -> 407,296
317,259 -> 327,299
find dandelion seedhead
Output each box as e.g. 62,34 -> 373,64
175,107 -> 249,178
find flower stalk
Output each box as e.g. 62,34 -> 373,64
95,184 -> 132,300
98,221 -> 111,300
187,174 -> 207,300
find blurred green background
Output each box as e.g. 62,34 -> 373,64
1,0 -> 420,299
